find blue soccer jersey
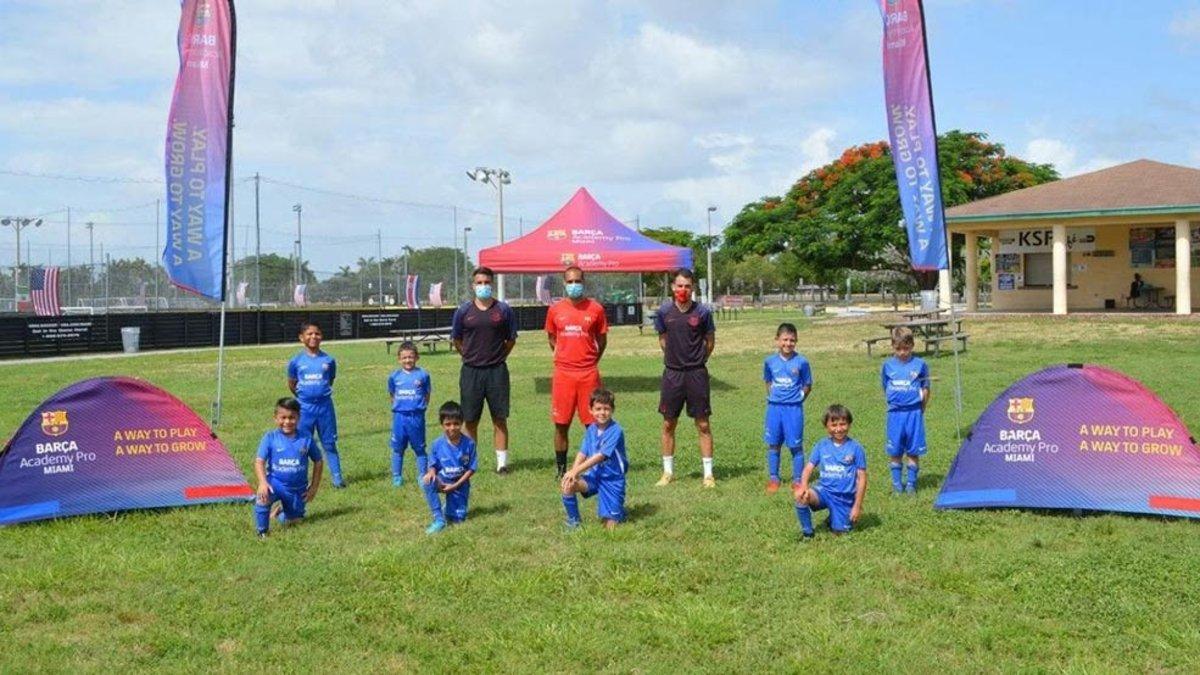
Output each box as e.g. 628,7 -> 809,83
881,356 -> 929,411
429,434 -> 478,483
581,420 -> 628,484
287,350 -> 337,402
763,352 -> 813,404
808,437 -> 867,496
256,429 -> 322,490
388,367 -> 431,413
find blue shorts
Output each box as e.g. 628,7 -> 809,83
299,398 -> 338,449
390,411 -> 427,453
443,482 -> 470,523
886,408 -> 926,457
764,402 -> 804,448
581,473 -> 626,522
255,478 -> 307,520
811,487 -> 855,533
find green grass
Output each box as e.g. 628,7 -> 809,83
2,311 -> 1200,672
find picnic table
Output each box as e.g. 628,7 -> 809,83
385,326 -> 454,354
715,295 -> 748,320
900,307 -> 948,320
863,317 -> 969,357
1135,285 -> 1172,309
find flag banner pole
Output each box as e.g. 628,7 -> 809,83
880,0 -> 961,439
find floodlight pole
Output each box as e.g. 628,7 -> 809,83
2,217 -> 44,307
706,206 -> 718,305
467,167 -> 510,300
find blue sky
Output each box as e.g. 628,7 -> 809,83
1,0 -> 1197,276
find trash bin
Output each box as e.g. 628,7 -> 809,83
919,290 -> 939,311
121,326 -> 141,354
803,304 -> 815,317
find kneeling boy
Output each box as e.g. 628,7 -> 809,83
561,389 -> 628,529
793,404 -> 867,538
422,401 -> 477,534
254,397 -> 323,537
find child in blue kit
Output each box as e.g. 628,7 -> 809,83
422,401 -> 478,535
253,398 -> 323,537
762,322 -> 813,494
560,388 -> 628,530
881,327 -> 930,494
287,322 -> 345,488
793,404 -> 867,538
387,341 -> 432,487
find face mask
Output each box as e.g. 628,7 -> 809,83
673,288 -> 691,303
474,284 -> 493,300
565,282 -> 584,299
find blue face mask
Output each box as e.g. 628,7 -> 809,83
474,284 -> 493,300
565,282 -> 584,299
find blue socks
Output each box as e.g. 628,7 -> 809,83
789,447 -> 804,483
906,463 -> 919,492
254,503 -> 270,534
890,462 -> 903,492
325,445 -> 344,485
422,479 -> 444,522
391,450 -> 403,479
766,449 -> 781,480
795,503 -> 814,536
562,494 -> 582,524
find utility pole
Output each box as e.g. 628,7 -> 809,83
66,207 -> 72,306
86,221 -> 95,303
154,200 -> 160,309
376,229 -> 384,307
254,173 -> 261,307
463,226 -> 472,295
293,203 -> 302,288
706,206 -> 718,305
452,207 -> 459,302
518,217 -> 524,302
102,248 -> 109,310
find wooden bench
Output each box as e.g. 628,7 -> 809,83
863,335 -> 892,357
385,326 -> 454,354
923,333 -> 969,356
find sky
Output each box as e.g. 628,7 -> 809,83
1,0 -> 1198,276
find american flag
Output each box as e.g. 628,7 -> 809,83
31,266 -> 61,316
405,274 -> 420,308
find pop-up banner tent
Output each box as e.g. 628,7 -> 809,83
0,377 -> 253,526
936,364 -> 1200,518
478,188 -> 693,273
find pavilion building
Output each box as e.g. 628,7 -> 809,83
946,159 -> 1200,315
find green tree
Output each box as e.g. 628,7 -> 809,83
722,130 -> 1058,286
640,227 -> 708,298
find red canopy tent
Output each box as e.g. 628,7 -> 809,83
478,188 -> 692,273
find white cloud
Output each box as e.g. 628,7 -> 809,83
1169,8 -> 1200,41
1024,138 -> 1122,177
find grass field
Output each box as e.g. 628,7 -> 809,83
2,311 -> 1200,672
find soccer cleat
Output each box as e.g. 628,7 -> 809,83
702,476 -> 717,489
425,520 -> 447,535
392,476 -> 404,487
654,472 -> 674,487
565,518 -> 582,530
256,530 -> 269,539
766,479 -> 781,495
331,476 -> 347,489
801,531 -> 815,541
496,466 -> 510,476
904,483 -> 917,494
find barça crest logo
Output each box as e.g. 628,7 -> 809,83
547,229 -> 567,241
560,253 -> 576,265
41,410 -> 69,436
1007,397 -> 1035,424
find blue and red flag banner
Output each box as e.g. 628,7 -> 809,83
30,267 -> 61,317
428,281 -> 443,307
0,377 -> 252,526
405,274 -> 420,308
293,284 -> 307,306
163,0 -> 236,301
880,0 -> 948,271
936,364 -> 1200,518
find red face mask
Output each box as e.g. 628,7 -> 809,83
673,288 -> 691,303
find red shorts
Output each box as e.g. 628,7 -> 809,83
551,368 -> 602,425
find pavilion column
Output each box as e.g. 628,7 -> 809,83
1176,219 -> 1192,315
1052,224 -> 1068,315
938,269 -> 952,308
964,234 -> 979,312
